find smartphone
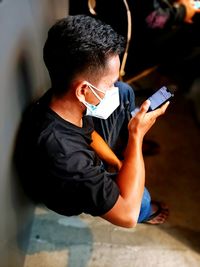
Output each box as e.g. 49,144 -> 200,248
147,86 -> 174,112
131,86 -> 174,117
194,0 -> 200,9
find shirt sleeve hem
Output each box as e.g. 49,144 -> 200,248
93,186 -> 120,217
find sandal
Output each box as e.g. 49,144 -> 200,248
144,201 -> 169,225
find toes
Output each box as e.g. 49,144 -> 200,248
145,201 -> 170,225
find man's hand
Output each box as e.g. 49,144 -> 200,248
128,100 -> 170,142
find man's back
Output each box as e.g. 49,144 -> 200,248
15,89 -> 119,217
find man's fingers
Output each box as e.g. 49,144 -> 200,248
159,101 -> 170,114
151,101 -> 170,118
132,100 -> 170,121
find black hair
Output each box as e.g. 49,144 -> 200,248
43,15 -> 125,95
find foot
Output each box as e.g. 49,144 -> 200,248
145,201 -> 169,225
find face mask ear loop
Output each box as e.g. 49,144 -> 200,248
81,99 -> 96,112
87,84 -> 105,101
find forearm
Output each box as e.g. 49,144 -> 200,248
116,135 -> 145,219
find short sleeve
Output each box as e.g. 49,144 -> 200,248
48,151 -> 120,217
78,170 -> 120,216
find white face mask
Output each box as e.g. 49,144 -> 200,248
81,82 -> 120,120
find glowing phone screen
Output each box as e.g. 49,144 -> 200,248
148,86 -> 173,111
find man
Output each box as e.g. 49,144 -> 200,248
16,15 -> 169,227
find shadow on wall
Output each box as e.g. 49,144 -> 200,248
15,49 -> 34,109
11,47 -> 37,255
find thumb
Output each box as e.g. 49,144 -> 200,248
131,100 -> 151,118
139,100 -> 151,114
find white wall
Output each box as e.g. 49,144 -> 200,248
0,1 -> 68,266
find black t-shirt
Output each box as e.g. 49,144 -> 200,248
17,89 -> 119,216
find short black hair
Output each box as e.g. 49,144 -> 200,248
43,15 -> 125,95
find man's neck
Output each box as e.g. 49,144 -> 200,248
49,94 -> 84,128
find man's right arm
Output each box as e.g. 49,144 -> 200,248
101,100 -> 169,228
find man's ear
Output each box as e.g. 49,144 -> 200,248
75,82 -> 88,103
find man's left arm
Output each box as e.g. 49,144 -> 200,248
90,130 -> 122,171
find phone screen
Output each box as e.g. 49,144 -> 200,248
131,86 -> 174,117
148,86 -> 174,111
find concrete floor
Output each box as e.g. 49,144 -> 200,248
24,71 -> 200,267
